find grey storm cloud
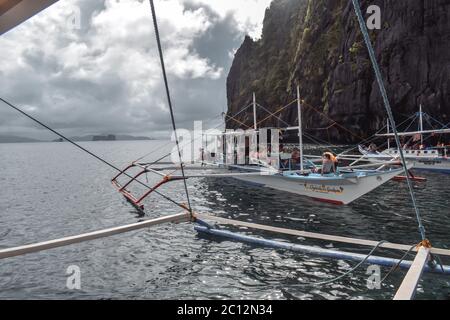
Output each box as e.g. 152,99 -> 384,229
0,0 -> 271,139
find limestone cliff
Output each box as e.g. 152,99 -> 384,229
226,0 -> 450,143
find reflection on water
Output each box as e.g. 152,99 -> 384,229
0,141 -> 449,300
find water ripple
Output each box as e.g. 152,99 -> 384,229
0,141 -> 449,300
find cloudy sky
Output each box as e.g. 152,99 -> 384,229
0,0 -> 272,139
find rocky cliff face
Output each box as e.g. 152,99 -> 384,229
226,0 -> 450,143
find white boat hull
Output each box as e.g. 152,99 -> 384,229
230,169 -> 404,205
358,146 -> 450,174
411,158 -> 450,173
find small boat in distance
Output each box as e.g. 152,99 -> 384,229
359,106 -> 450,174
113,87 -> 408,206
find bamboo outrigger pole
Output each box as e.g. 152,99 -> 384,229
195,225 -> 450,275
0,213 -> 191,260
195,214 -> 450,257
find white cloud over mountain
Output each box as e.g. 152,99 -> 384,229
0,0 -> 271,139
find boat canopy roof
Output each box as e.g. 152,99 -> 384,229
0,0 -> 58,36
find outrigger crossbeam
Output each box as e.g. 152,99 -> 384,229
0,212 -> 191,260
111,163 -> 187,211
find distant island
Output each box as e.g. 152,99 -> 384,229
0,134 -> 154,143
62,134 -> 154,142
0,135 -> 43,143
93,134 -> 116,141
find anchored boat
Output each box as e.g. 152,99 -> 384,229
359,106 -> 450,174
112,84 -> 408,206
1,0 -> 449,301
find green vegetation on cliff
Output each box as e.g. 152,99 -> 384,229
226,0 -> 450,143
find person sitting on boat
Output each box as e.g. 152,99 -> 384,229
279,144 -> 288,169
368,143 -> 377,152
200,147 -> 206,166
291,148 -> 300,168
319,152 -> 337,175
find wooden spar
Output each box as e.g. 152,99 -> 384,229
309,155 -> 401,165
393,246 -> 430,300
297,85 -> 304,172
349,154 -> 368,167
158,158 -> 401,172
0,212 -> 190,260
253,92 -> 257,131
170,172 -> 278,179
195,226 -> 450,275
376,128 -> 450,137
334,162 -> 401,171
419,105 -> 424,145
136,162 -> 176,166
195,214 -> 450,257
387,118 -> 391,150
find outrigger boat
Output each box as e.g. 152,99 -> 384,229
2,0 -> 449,301
112,86 -> 408,206
359,106 -> 450,174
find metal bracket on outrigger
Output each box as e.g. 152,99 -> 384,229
111,162 -> 187,212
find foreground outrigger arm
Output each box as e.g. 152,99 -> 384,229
111,161 -> 278,210
111,162 -> 187,211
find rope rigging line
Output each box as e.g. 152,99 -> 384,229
149,0 -> 193,216
256,99 -> 298,127
297,241 -> 387,288
256,102 -> 291,128
131,98 -> 298,169
131,101 -> 255,166
131,112 -> 225,164
404,114 -> 419,133
224,102 -> 255,126
225,113 -> 252,129
301,100 -> 366,141
0,97 -> 187,211
221,102 -> 254,130
131,109 -> 250,168
135,94 -> 382,168
339,113 -> 418,156
380,244 -> 417,284
254,97 -> 368,145
427,114 -> 450,129
352,0 -> 426,241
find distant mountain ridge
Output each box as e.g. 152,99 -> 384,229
64,135 -> 154,142
0,135 -> 43,143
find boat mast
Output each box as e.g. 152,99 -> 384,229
419,104 -> 424,145
252,92 -> 259,162
253,92 -> 257,131
387,118 -> 390,149
297,85 -> 304,171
